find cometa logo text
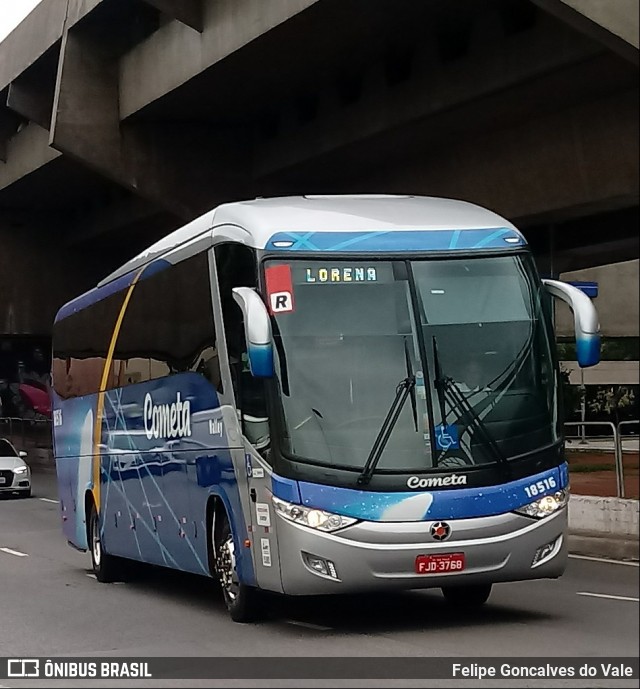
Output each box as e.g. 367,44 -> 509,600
144,392 -> 192,440
407,474 -> 467,489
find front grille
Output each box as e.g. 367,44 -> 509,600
0,469 -> 14,487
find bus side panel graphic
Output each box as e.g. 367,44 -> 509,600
53,373 -> 254,583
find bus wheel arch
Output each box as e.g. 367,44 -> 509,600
206,495 -> 226,576
207,494 -> 261,623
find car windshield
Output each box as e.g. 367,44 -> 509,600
266,254 -> 558,473
0,438 -> 18,456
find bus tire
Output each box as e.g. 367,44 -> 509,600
88,503 -> 124,583
441,583 -> 492,608
215,517 -> 261,623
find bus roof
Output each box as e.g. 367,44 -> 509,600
56,196 -> 524,321
100,195 -> 522,286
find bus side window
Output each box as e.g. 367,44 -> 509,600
195,346 -> 223,393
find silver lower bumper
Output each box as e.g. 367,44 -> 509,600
274,508 -> 567,595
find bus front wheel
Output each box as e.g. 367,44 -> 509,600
89,504 -> 125,583
441,584 -> 492,608
215,517 -> 261,623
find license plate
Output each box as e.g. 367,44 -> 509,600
415,553 -> 465,574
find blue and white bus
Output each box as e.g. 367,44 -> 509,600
51,195 -> 600,621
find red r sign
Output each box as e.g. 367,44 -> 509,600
265,264 -> 295,314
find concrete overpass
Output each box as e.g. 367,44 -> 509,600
0,0 -> 638,338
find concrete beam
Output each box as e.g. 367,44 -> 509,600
534,0 -> 639,63
119,0 -> 319,119
0,123 -> 60,191
50,29 -> 125,184
50,26 -> 250,219
253,12 -> 603,178
362,89 -> 639,227
140,0 -> 203,32
0,0 -> 103,92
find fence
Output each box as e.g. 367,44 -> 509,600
0,417 -> 52,464
564,420 -> 639,499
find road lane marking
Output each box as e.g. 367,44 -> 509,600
39,497 -> 59,504
0,547 -> 29,557
577,592 -> 639,602
86,573 -> 97,579
570,554 -> 639,567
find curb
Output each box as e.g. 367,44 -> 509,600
568,532 -> 639,562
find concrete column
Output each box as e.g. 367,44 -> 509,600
49,25 -> 250,220
0,223 -> 113,335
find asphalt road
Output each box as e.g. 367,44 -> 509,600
0,469 -> 638,689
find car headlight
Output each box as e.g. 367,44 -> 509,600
514,488 -> 569,519
13,466 -> 29,474
272,496 -> 358,532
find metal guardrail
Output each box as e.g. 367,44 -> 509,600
565,420 -> 639,499
618,420 -> 639,439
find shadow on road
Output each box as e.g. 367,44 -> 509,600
114,564 -> 553,633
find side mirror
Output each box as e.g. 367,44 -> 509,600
543,279 -> 601,368
232,287 -> 274,378
19,451 -> 27,458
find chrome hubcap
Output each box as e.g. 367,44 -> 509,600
92,516 -> 101,567
216,535 -> 239,602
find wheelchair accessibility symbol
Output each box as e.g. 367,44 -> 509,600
435,424 -> 460,451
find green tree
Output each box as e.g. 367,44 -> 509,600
588,386 -> 636,425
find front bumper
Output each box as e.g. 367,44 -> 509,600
275,507 -> 567,595
0,470 -> 31,493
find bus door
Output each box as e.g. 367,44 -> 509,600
235,361 -> 284,593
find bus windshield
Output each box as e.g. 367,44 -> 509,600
266,254 -> 558,474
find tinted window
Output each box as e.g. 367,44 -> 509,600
52,290 -> 123,399
113,252 -> 221,390
52,252 -> 220,398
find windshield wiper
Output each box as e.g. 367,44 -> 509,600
404,338 -> 418,432
432,336 -> 510,474
357,375 -> 415,486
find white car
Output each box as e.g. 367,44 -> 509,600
0,438 -> 31,498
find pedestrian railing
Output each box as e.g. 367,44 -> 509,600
0,416 -> 52,454
564,420 -> 639,499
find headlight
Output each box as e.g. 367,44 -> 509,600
272,496 -> 358,532
13,466 -> 29,474
514,488 -> 569,519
